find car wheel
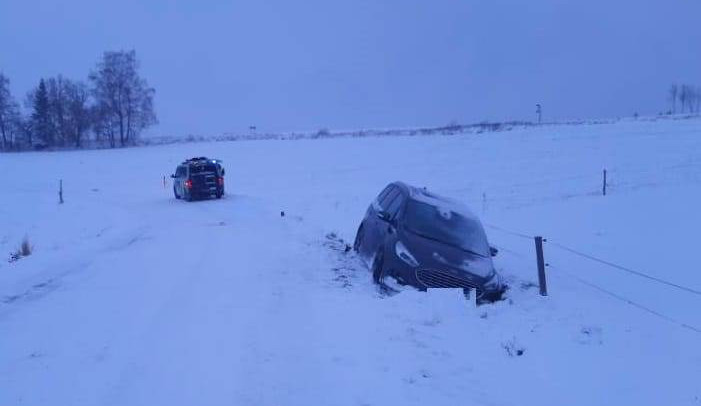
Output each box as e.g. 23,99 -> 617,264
174,186 -> 181,199
185,192 -> 192,202
353,224 -> 365,252
475,287 -> 505,305
371,249 -> 392,286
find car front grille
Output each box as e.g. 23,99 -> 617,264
415,269 -> 478,289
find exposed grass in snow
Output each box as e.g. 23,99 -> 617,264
7,236 -> 32,263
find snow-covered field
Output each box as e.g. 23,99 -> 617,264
1,118 -> 701,406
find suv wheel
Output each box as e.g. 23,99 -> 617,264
174,186 -> 181,199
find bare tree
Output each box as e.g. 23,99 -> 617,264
688,85 -> 698,114
669,84 -> 678,114
679,85 -> 689,113
89,50 -> 157,147
65,81 -> 91,147
46,76 -> 70,146
0,73 -> 12,150
0,73 -> 22,151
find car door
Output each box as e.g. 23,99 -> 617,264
365,186 -> 400,256
378,189 -> 405,245
360,185 -> 392,257
175,166 -> 185,196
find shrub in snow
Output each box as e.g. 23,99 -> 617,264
314,128 -> 330,138
8,236 -> 32,263
502,338 -> 525,357
20,236 -> 32,256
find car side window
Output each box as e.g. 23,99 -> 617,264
176,166 -> 185,177
379,187 -> 399,210
385,192 -> 404,218
376,186 -> 393,205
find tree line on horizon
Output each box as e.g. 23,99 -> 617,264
0,50 -> 156,152
667,84 -> 701,115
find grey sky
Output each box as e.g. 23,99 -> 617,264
2,0 -> 700,136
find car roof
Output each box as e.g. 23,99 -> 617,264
392,181 -> 480,221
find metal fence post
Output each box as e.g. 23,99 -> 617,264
535,236 -> 547,296
59,179 -> 64,204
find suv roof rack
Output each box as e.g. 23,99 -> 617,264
182,157 -> 222,165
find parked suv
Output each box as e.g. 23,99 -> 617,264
354,182 -> 505,302
171,157 -> 225,201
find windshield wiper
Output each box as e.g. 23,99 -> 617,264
409,230 -> 486,258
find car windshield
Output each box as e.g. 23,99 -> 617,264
403,200 -> 490,257
190,164 -> 217,174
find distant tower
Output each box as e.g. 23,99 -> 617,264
536,104 -> 542,124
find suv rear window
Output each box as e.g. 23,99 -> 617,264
189,164 -> 217,174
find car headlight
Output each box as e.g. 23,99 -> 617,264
484,272 -> 502,290
395,241 -> 419,267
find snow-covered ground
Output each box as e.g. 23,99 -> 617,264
1,118 -> 701,406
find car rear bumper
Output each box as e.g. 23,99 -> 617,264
187,187 -> 223,199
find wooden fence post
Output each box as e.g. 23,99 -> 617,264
603,169 -> 607,196
535,236 -> 547,296
59,179 -> 64,204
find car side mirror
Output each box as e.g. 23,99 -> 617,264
377,210 -> 391,222
490,246 -> 499,257
221,168 -> 225,176
170,174 -> 176,178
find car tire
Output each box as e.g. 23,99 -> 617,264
353,224 -> 365,253
174,186 -> 181,200
185,192 -> 192,202
372,248 -> 391,286
475,287 -> 504,305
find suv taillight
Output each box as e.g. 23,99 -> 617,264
185,179 -> 193,189
217,177 -> 224,186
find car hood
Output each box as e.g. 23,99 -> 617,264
402,230 -> 495,279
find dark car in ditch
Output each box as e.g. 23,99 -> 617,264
354,182 -> 505,302
171,157 -> 225,201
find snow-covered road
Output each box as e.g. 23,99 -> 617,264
2,118 -> 701,405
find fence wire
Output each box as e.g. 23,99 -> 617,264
548,263 -> 701,335
485,221 -> 701,335
547,240 -> 701,297
485,222 -> 701,297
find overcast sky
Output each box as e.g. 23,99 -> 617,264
2,0 -> 700,136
